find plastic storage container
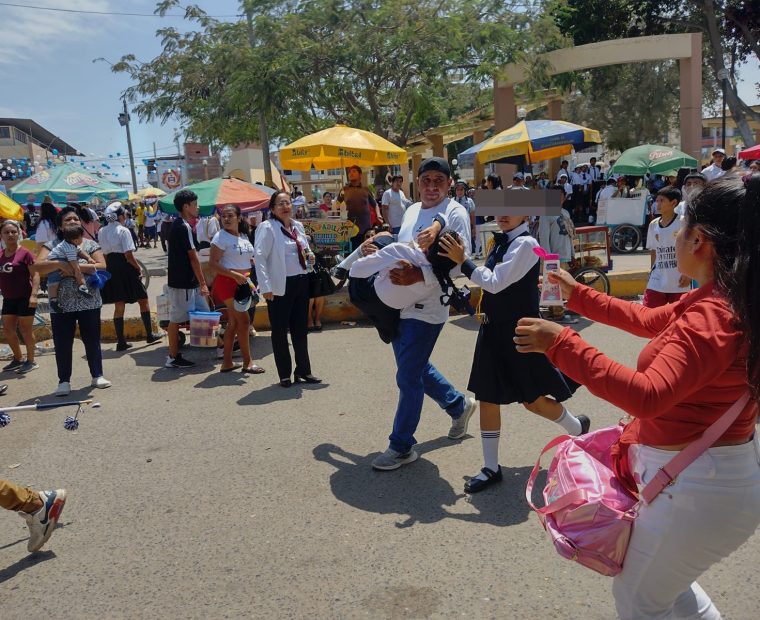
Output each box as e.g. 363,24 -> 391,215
188,311 -> 221,347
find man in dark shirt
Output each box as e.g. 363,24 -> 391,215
23,202 -> 38,236
165,189 -> 209,368
343,165 -> 378,250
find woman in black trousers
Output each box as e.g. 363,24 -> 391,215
254,192 -> 321,387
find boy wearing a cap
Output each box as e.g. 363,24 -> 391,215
702,148 -> 726,181
364,157 -> 476,471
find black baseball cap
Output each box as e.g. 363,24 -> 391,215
417,157 -> 451,177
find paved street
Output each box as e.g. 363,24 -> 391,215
1,310 -> 758,619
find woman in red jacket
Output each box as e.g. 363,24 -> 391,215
515,174 -> 760,619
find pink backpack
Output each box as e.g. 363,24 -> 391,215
526,393 -> 751,576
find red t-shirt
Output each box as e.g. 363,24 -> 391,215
546,283 -> 757,494
0,246 -> 35,299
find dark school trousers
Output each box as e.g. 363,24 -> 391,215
266,274 -> 311,380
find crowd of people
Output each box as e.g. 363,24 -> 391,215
2,152 -> 760,619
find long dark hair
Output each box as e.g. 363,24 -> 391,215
686,173 -> 760,398
40,201 -> 57,228
486,173 -> 503,190
220,204 -> 249,236
75,203 -> 94,224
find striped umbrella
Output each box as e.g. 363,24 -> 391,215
158,177 -> 278,216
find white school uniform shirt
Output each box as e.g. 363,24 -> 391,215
563,181 -> 574,196
196,215 -> 220,245
466,222 -> 539,294
211,229 -> 254,270
396,198 -> 471,324
254,218 -> 309,296
537,209 -> 573,262
555,169 -> 570,183
645,215 -> 689,293
597,185 -> 616,203
381,188 -> 410,229
98,222 -> 135,254
349,242 -> 434,309
701,163 -> 725,182
34,219 -> 57,244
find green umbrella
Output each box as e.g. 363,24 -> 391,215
158,177 -> 277,216
9,163 -> 128,204
609,145 -> 698,176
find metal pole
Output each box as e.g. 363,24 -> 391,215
123,98 -> 138,192
721,79 -> 727,151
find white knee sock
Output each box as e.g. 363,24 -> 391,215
555,405 -> 582,436
474,430 -> 501,481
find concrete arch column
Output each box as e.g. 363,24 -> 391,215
495,33 -> 703,163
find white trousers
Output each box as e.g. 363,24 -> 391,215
613,439 -> 760,619
475,224 -> 483,255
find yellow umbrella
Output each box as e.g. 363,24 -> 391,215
0,192 -> 23,221
128,192 -> 141,201
138,186 -> 166,198
459,119 -> 602,166
280,124 -> 407,171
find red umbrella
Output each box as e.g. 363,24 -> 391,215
738,144 -> 760,160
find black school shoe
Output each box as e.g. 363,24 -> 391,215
464,466 -> 503,493
578,415 -> 591,435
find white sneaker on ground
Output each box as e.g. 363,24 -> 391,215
371,448 -> 419,471
91,376 -> 112,389
22,489 -> 67,552
448,396 -> 478,439
54,382 -> 71,397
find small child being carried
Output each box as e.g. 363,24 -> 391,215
46,224 -> 94,311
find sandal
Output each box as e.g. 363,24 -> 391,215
220,364 -> 242,373
242,365 -> 265,374
464,465 -> 503,493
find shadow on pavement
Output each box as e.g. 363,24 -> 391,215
313,440 -> 532,528
237,381 -> 329,406
0,550 -> 56,583
449,315 -> 481,332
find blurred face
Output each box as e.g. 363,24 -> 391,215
512,177 -> 523,186
655,195 -> 677,214
682,178 -> 706,202
322,193 -> 332,203
675,224 -> 699,279
181,200 -> 199,219
496,215 -> 527,232
392,178 -> 402,190
749,162 -> 759,173
348,168 -> 361,183
61,211 -> 81,228
272,193 -> 293,220
417,171 -> 449,206
1,223 -> 19,246
455,185 -> 465,197
220,206 -> 240,233
713,152 -> 725,165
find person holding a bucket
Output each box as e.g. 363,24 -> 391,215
209,204 -> 264,374
99,202 -> 163,352
254,191 -> 320,387
165,190 -> 210,369
514,174 -> 760,619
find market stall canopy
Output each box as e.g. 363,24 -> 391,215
9,163 -> 128,204
458,119 -> 602,166
0,192 -> 23,221
279,125 -> 407,171
738,144 -> 760,160
158,177 -> 278,216
608,145 -> 698,176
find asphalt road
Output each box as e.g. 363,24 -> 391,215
1,310 -> 758,619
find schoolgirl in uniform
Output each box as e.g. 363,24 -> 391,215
438,215 -> 590,493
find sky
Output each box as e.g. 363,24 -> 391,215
1,0 -> 759,186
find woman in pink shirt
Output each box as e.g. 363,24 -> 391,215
515,174 -> 760,619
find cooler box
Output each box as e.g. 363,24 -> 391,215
188,311 -> 221,347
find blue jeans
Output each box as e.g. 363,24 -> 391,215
388,318 -> 466,453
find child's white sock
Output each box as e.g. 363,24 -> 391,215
555,405 -> 582,435
473,430 -> 500,481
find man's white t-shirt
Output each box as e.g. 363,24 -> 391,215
646,215 -> 689,293
701,163 -> 725,182
397,198 -> 471,324
381,189 -> 409,229
197,216 -> 220,244
211,229 -> 254,270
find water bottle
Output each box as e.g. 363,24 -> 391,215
0,344 -> 12,360
35,340 -> 56,354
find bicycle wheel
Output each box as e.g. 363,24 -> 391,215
611,224 -> 642,253
136,258 -> 151,290
573,267 -> 610,294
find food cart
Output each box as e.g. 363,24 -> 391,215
596,190 -> 649,253
301,219 -> 355,260
571,225 -> 611,294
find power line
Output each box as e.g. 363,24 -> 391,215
0,2 -> 240,18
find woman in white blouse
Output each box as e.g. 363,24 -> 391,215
254,191 -> 320,387
34,199 -> 58,253
98,202 -> 162,351
209,204 -> 263,374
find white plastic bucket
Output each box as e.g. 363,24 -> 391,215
156,293 -> 170,323
188,311 -> 221,347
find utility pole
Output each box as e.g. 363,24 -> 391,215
245,5 -> 274,187
118,98 -> 138,192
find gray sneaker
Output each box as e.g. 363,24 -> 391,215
448,396 -> 478,439
16,361 -> 39,374
371,448 -> 419,471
